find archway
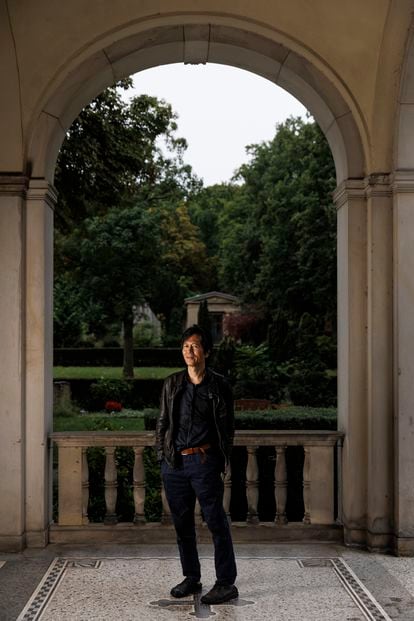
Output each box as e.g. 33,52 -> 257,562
1,8 -> 398,553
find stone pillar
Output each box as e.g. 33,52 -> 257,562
393,171 -> 414,555
334,179 -> 368,546
25,179 -> 56,547
365,175 -> 393,550
0,175 -> 27,551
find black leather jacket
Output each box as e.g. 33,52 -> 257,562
156,368 -> 235,469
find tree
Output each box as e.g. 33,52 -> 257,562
54,79 -> 198,233
148,201 -> 213,339
54,81 -> 204,354
61,205 -> 161,378
197,300 -> 211,334
216,117 -> 337,369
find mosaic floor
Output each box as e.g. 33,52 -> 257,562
14,556 -> 393,621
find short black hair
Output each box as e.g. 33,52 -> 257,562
181,324 -> 213,355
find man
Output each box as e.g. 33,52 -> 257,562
156,324 -> 238,605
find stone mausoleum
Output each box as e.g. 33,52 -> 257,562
1,0 -> 414,555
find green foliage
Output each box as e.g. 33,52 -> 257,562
133,321 -> 162,347
89,378 -> 132,408
215,117 -> 337,376
53,400 -> 80,419
234,343 -> 274,382
147,201 -> 213,338
53,275 -> 85,347
61,205 -> 161,322
54,81 -> 205,362
53,366 -> 180,380
232,343 -> 282,401
143,406 -> 336,431
53,412 -> 147,432
55,80 -> 196,232
187,183 -> 243,288
283,358 -> 337,407
212,337 -> 237,379
235,407 -> 336,430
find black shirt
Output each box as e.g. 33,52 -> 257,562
174,374 -> 218,451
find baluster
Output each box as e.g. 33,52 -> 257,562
223,462 -> 232,520
81,448 -> 89,524
195,497 -> 203,525
303,446 -> 311,524
104,447 -> 118,524
246,446 -> 259,524
133,447 -> 146,524
161,482 -> 172,524
274,446 -> 288,524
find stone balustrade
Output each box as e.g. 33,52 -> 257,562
49,430 -> 344,544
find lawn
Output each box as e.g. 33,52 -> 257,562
53,409 -> 154,432
53,366 -> 182,380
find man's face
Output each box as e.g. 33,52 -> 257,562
182,333 -> 208,368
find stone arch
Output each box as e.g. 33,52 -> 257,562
26,16 -> 367,184
2,8 -> 386,553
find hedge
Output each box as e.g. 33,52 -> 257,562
67,379 -> 164,409
144,406 -> 337,431
54,347 -> 183,367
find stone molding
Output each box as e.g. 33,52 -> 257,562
333,178 -> 365,209
0,174 -> 28,197
334,175 -> 393,208
392,170 -> 414,193
0,175 -> 57,208
364,173 -> 392,198
26,178 -> 58,210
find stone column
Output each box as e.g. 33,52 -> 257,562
393,171 -> 414,555
334,179 -> 368,547
25,179 -> 56,546
365,175 -> 393,550
0,175 -> 27,551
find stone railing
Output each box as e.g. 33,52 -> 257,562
49,430 -> 344,543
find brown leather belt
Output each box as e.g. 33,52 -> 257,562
180,443 -> 211,456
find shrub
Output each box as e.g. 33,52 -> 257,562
133,321 -> 162,347
233,343 -> 283,402
143,406 -> 336,431
90,379 -> 132,409
54,347 -> 182,367
211,336 -> 236,380
285,358 -> 337,407
104,400 -> 123,412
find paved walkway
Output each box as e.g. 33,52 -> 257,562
1,543 -> 414,620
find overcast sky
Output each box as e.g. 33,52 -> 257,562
127,64 -> 308,187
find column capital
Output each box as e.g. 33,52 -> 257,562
334,175 -> 393,207
364,173 -> 392,199
26,178 -> 58,210
392,170 -> 414,193
333,178 -> 365,209
0,174 -> 29,197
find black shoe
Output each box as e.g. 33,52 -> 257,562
170,577 -> 202,598
200,583 -> 239,605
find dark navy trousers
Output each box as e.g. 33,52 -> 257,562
161,451 -> 237,586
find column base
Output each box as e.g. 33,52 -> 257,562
366,530 -> 393,552
344,526 -> 394,552
393,535 -> 414,556
343,526 -> 367,548
0,533 -> 26,552
26,527 -> 49,548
